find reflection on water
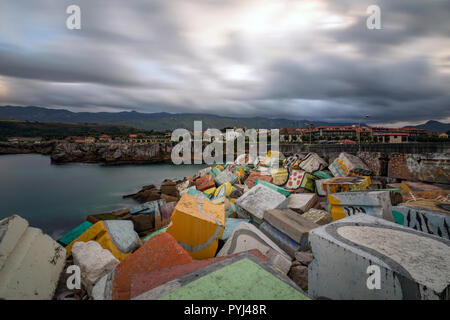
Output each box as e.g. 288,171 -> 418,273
0,154 -> 205,238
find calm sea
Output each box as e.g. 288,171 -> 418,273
0,154 -> 205,239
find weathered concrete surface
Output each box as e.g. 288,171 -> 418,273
214,170 -> 238,186
287,193 -> 318,213
57,221 -> 93,247
308,214 -> 450,300
103,220 -> 140,254
235,184 -> 288,224
72,241 -> 119,295
244,171 -> 273,189
323,176 -> 371,194
167,194 -> 225,259
392,205 -> 450,239
221,218 -> 250,241
329,152 -> 372,177
264,209 -> 319,248
112,233 -> 193,300
315,178 -> 330,196
255,179 -> 291,197
0,215 -> 66,300
65,221 -> 138,262
328,191 -> 394,222
285,169 -> 317,192
302,209 -> 332,226
129,249 -> 268,299
388,153 -> 450,184
299,152 -> 328,173
259,221 -> 301,258
133,252 -> 309,300
217,222 -> 292,274
270,168 -> 289,186
195,174 -> 215,191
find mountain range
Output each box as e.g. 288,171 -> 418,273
0,106 -> 448,133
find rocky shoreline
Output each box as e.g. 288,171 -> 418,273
0,141 -> 172,165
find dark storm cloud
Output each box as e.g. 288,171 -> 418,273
0,0 -> 449,124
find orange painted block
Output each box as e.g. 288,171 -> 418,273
129,249 -> 269,298
195,175 -> 215,191
167,194 -> 225,260
112,233 -> 193,300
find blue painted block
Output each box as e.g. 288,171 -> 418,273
58,221 -> 93,247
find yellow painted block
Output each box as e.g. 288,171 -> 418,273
65,221 -> 130,261
203,187 -> 216,196
270,168 -> 289,186
167,194 -> 225,259
213,182 -> 232,199
328,195 -> 346,221
216,165 -> 224,171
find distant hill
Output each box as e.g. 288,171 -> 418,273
0,106 -> 363,131
0,119 -> 147,138
404,120 -> 450,133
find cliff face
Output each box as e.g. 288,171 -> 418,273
0,141 -> 55,155
50,142 -> 171,164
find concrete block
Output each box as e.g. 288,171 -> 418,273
329,152 -> 372,177
259,221 -> 301,258
264,209 -> 319,247
0,215 -> 66,300
286,170 -> 317,192
129,249 -> 268,299
315,178 -> 330,196
133,252 -> 309,300
235,184 -> 288,224
214,170 -> 238,186
112,233 -> 193,300
288,193 -> 318,213
217,222 -> 292,274
270,168 -> 289,186
283,154 -> 303,168
66,220 -> 139,262
167,194 -> 225,259
195,174 -> 215,191
103,220 -> 140,254
299,152 -> 328,173
196,166 -> 212,178
328,191 -> 394,222
72,241 -> 119,295
392,205 -> 450,240
302,209 -> 332,225
323,176 -> 371,194
308,214 -> 450,300
186,187 -> 210,201
255,179 -> 291,197
57,221 -> 93,247
129,199 -> 166,214
313,170 -> 334,179
91,272 -> 113,300
244,171 -> 273,189
221,218 -> 250,241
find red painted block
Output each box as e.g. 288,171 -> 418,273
244,172 -> 273,189
129,249 -> 268,298
112,232 -> 193,300
195,175 -> 215,191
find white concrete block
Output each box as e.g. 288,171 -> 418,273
72,241 -> 119,295
308,214 -> 450,300
0,215 -> 66,300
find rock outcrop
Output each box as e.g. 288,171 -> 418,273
51,142 -> 170,164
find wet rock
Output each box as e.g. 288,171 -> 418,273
288,265 -> 308,291
294,251 -> 314,266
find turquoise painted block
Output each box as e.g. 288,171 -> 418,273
221,218 -> 250,241
58,221 -> 93,247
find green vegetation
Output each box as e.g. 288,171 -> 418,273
0,120 -> 151,140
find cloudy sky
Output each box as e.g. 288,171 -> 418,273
0,0 -> 449,126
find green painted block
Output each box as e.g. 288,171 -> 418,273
143,227 -> 168,242
255,179 -> 291,197
159,258 -> 309,300
210,167 -> 222,178
313,170 -> 334,179
58,221 -> 93,246
300,173 -> 316,192
391,210 -> 405,225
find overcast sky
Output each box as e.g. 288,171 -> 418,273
0,0 -> 449,126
